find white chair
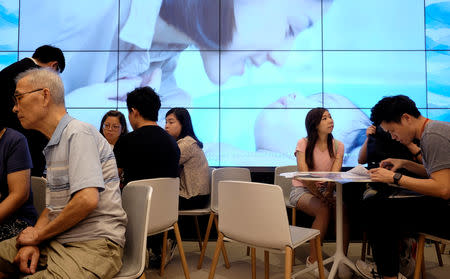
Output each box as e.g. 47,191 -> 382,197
197,167 -> 251,269
179,167 -> 214,251
126,178 -> 190,279
30,176 -> 47,216
113,184 -> 153,279
274,166 -> 298,225
208,181 -> 325,279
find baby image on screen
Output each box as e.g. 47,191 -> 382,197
15,0 -> 330,109
254,93 -> 371,166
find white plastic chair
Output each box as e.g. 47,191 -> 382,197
30,176 -> 47,216
197,167 -> 251,269
274,166 -> 298,225
113,184 -> 152,279
178,167 -> 214,251
125,178 -> 190,279
208,181 -> 325,279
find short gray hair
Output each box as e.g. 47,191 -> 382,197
15,68 -> 65,105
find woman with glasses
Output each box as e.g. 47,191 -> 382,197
99,110 -> 128,147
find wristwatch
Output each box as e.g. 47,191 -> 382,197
393,172 -> 403,185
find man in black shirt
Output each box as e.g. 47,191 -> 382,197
0,45 -> 65,176
114,86 -> 180,268
114,86 -> 180,185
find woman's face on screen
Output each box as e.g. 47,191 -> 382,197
201,0 -> 325,84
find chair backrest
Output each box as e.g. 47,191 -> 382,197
218,181 -> 292,250
211,167 -> 251,213
115,184 -> 152,279
30,176 -> 47,216
274,165 -> 297,206
126,178 -> 179,235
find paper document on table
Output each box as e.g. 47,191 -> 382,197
346,165 -> 370,176
281,167 -> 371,183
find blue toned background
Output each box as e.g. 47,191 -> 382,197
1,0 -> 449,166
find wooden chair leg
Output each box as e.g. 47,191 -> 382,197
284,246 -> 292,279
194,216 -> 203,251
291,207 -> 296,227
247,246 -> 250,256
315,235 -> 325,279
421,251 -> 426,279
208,232 -> 224,279
264,250 -> 270,279
433,241 -> 443,266
198,212 -> 214,269
251,248 -> 256,279
414,234 -> 425,279
214,215 -> 230,269
361,231 -> 367,261
160,231 -> 168,276
174,222 -> 191,279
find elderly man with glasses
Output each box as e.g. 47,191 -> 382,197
0,68 -> 127,279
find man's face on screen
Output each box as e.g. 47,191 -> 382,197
201,0 -> 325,84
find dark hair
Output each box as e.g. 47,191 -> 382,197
99,110 -> 129,136
370,95 -> 421,126
32,45 -> 65,73
166,107 -> 203,148
126,87 -> 161,121
304,108 -> 335,169
159,0 -> 236,49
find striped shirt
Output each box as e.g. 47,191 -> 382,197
43,114 -> 127,246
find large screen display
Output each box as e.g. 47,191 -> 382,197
1,0 -> 449,166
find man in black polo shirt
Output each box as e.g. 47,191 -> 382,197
114,86 -> 180,268
114,86 -> 180,185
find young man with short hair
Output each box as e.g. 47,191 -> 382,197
357,95 -> 449,279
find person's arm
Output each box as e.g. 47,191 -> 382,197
324,141 -> 344,204
296,151 -> 326,200
358,138 -> 369,164
379,158 -> 428,177
0,169 -> 30,223
405,142 -> 422,163
177,138 -> 191,166
16,187 -> 99,246
369,167 -> 450,199
358,125 -> 376,164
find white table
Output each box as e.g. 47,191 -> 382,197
281,171 -> 371,279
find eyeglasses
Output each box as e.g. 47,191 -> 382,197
13,88 -> 44,105
103,123 -> 121,130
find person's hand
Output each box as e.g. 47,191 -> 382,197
13,246 -> 40,274
369,167 -> 395,184
366,125 -> 376,137
16,227 -> 41,247
141,67 -> 162,92
379,158 -> 404,171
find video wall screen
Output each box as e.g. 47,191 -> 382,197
1,0 -> 449,167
